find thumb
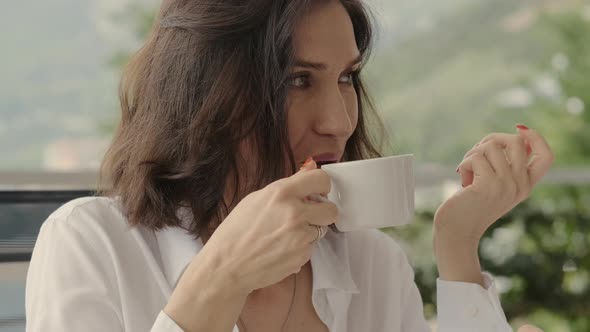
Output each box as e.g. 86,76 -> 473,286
517,325 -> 544,332
299,156 -> 317,172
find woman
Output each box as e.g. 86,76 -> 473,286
25,0 -> 553,331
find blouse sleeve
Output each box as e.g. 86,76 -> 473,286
388,233 -> 512,331
436,273 -> 512,332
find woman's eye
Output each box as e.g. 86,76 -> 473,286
339,71 -> 358,85
339,74 -> 353,84
289,75 -> 310,88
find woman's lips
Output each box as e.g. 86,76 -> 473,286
312,152 -> 342,163
316,160 -> 338,167
298,153 -> 342,167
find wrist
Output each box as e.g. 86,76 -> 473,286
198,244 -> 251,297
434,231 -> 484,286
165,246 -> 249,330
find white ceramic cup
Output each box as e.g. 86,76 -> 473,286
318,154 -> 415,232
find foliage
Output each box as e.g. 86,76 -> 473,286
387,186 -> 590,331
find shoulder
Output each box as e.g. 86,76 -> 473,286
30,196 -> 137,282
27,197 -> 133,318
39,196 -> 130,248
46,196 -> 124,225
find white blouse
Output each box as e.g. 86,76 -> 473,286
26,197 -> 512,332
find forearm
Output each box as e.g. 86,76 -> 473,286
164,246 -> 248,332
434,231 -> 484,287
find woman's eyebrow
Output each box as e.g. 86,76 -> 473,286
293,54 -> 362,70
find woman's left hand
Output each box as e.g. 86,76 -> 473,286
433,125 -> 554,285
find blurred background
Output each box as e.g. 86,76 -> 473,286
1,0 -> 589,331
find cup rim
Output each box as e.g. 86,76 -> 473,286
320,154 -> 414,169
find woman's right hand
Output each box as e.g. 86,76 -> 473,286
198,157 -> 336,293
164,158 -> 336,331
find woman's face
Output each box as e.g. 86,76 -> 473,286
287,0 -> 361,166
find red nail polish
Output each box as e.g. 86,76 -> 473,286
516,124 -> 529,130
301,156 -> 314,168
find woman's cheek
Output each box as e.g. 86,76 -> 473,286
286,96 -> 309,147
344,89 -> 359,128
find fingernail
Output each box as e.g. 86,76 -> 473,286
300,156 -> 314,170
456,167 -> 459,173
516,124 -> 529,130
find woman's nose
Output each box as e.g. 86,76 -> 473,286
313,88 -> 354,138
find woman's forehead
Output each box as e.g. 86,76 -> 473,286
292,1 -> 360,68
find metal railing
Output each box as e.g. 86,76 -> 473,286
0,190 -> 94,262
1,166 -> 590,262
1,166 -> 590,189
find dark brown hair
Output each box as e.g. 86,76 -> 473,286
99,0 -> 384,239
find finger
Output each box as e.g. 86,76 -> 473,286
298,156 -> 316,171
463,133 -> 533,162
459,141 -> 511,176
289,169 -> 332,198
459,168 -> 474,188
479,141 -> 513,176
462,133 -> 501,161
306,193 -> 330,203
458,132 -> 533,189
301,200 -> 338,227
462,140 -> 485,161
462,141 -> 480,161
477,133 -> 512,149
459,135 -> 509,187
501,135 -> 528,172
457,134 -> 506,188
502,134 -> 531,200
462,134 -> 514,160
457,152 -> 495,188
458,142 -> 485,186
467,133 -> 529,176
306,224 -> 329,243
516,125 -> 555,186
